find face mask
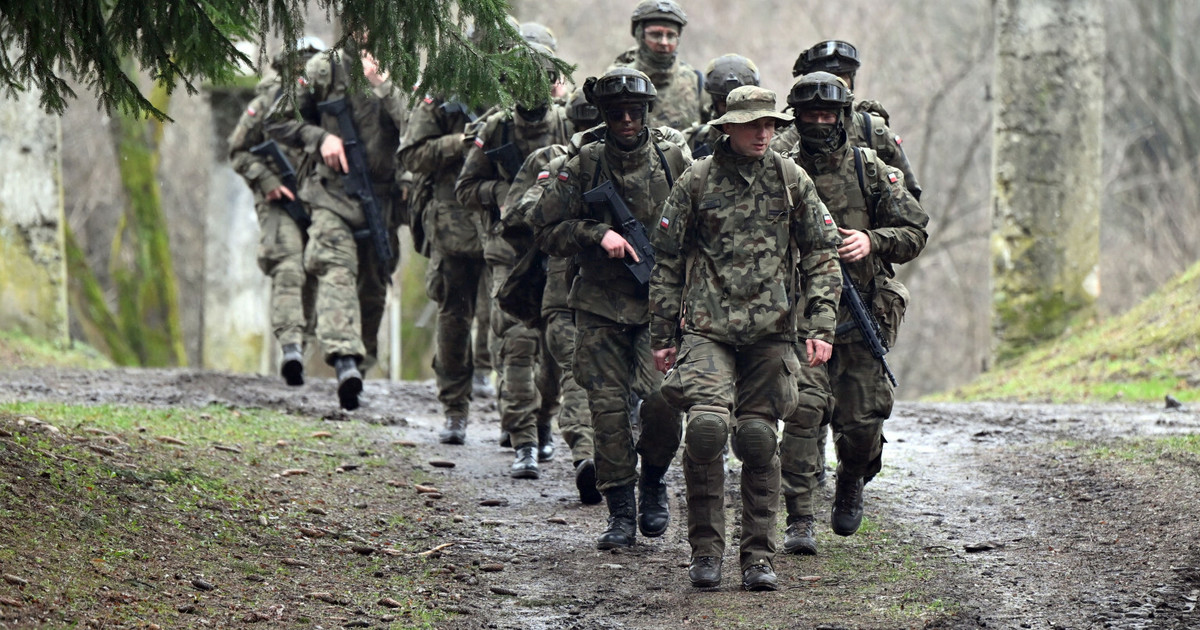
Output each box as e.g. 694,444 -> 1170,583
798,121 -> 843,154
516,102 -> 549,123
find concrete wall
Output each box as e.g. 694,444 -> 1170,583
0,82 -> 68,342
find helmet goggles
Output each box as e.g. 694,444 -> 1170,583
592,74 -> 655,100
789,80 -> 851,108
803,40 -> 859,64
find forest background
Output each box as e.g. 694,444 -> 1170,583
53,0 -> 1199,397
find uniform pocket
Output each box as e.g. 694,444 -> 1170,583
872,277 -> 909,348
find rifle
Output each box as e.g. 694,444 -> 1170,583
485,142 -> 525,181
837,263 -> 898,386
316,97 -> 394,284
249,140 -> 311,230
581,180 -> 656,284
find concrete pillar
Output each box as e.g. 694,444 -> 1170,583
0,81 -> 68,342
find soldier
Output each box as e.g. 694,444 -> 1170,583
265,35 -> 407,410
778,72 -> 929,556
228,36 -> 325,386
649,85 -> 842,591
683,54 -> 760,159
772,39 -> 922,200
608,0 -> 702,131
531,68 -> 691,548
455,42 -> 572,478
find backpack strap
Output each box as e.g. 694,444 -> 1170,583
688,155 -> 713,203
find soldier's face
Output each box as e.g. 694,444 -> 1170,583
642,25 -> 680,54
798,110 -> 838,124
725,118 -> 776,158
604,102 -> 647,144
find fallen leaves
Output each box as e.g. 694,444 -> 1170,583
155,436 -> 187,446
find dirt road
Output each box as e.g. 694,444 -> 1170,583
1,369 -> 1198,629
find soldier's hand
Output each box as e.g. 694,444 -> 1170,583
653,347 -> 677,374
320,134 -> 349,173
806,339 -> 833,367
600,229 -> 639,262
266,186 -> 296,202
362,52 -> 388,87
837,228 -> 872,263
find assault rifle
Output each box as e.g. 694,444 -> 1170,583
582,180 -> 656,284
316,97 -> 394,284
485,142 -> 525,181
837,263 -> 898,386
249,140 -> 311,230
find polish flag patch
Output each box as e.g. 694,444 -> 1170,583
423,96 -> 434,104
557,171 -> 570,181
888,172 -> 899,184
659,216 -> 670,229
537,170 -> 550,181
823,213 -> 834,226
474,137 -> 485,149
246,106 -> 257,117
297,77 -> 308,87
894,135 -> 903,145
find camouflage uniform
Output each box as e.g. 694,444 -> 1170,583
399,96 -> 487,431
771,109 -> 920,198
531,124 -> 690,539
609,49 -> 702,132
779,78 -> 929,542
228,74 -> 317,357
265,49 -> 406,371
649,88 -> 842,583
455,103 -> 571,464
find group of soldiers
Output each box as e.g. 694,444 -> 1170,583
229,0 -> 928,593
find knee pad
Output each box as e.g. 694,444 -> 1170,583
683,405 -> 729,464
733,418 -> 778,466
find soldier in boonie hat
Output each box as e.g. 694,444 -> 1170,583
708,85 -> 793,127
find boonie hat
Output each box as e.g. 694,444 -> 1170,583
708,86 -> 793,126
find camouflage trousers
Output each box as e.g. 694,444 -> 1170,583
255,202 -> 316,348
490,305 -> 543,448
661,334 -> 799,570
545,309 -> 592,462
475,267 -> 493,374
303,199 -> 396,366
572,310 -> 682,492
780,340 -> 894,518
428,252 -> 485,418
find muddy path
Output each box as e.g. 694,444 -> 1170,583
2,368 -> 1199,629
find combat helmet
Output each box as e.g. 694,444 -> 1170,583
704,54 -> 760,97
630,0 -> 688,36
792,39 -> 861,80
566,88 -> 601,128
520,22 -> 558,53
584,67 -> 657,110
271,35 -> 327,72
787,71 -> 853,114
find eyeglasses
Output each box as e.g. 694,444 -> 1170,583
803,40 -> 858,63
592,74 -> 654,98
789,80 -> 850,106
604,104 -> 648,121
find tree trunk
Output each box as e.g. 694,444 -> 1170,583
990,0 -> 1105,361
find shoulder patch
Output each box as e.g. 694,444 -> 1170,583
423,96 -> 434,104
659,216 -> 670,229
474,136 -> 485,149
246,106 -> 257,117
823,212 -> 834,227
297,76 -> 309,88
557,171 -> 570,182
537,170 -> 551,181
888,172 -> 899,184
894,135 -> 903,145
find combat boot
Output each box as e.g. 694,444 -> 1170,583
498,430 -> 511,447
510,444 -> 539,479
741,563 -> 779,592
688,555 -> 722,588
637,464 -> 670,537
831,471 -> 864,536
334,356 -> 362,411
439,415 -> 468,445
783,514 -> 818,555
574,459 -> 602,505
536,422 -> 555,462
596,484 -> 636,549
281,344 -> 304,386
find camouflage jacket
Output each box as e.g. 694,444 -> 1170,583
228,75 -> 309,202
681,121 -> 723,159
771,107 -> 921,198
649,139 -> 842,350
455,105 -> 572,226
788,140 -> 929,343
398,95 -> 484,257
531,128 -> 691,324
609,47 -> 702,132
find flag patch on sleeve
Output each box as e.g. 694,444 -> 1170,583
894,135 -> 903,145
659,216 -> 670,229
557,171 -> 570,181
823,213 -> 834,226
474,137 -> 485,148
423,96 -> 434,104
246,106 -> 257,117
537,170 -> 550,181
888,172 -> 899,184
297,77 -> 309,88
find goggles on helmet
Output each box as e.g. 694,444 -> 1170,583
593,74 -> 655,99
803,40 -> 859,64
790,80 -> 851,107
